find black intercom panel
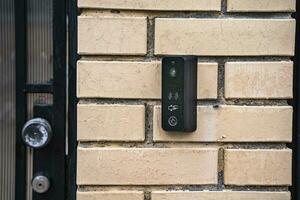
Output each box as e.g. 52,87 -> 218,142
162,56 -> 197,132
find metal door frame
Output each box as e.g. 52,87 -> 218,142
67,0 -> 78,199
14,0 -> 67,199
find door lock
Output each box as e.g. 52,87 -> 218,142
32,174 -> 50,194
21,118 -> 52,148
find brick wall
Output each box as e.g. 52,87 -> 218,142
76,0 -> 296,199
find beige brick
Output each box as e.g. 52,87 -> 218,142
155,19 -> 295,56
78,0 -> 221,11
78,16 -> 147,55
152,191 -> 290,200
198,63 -> 218,99
77,104 -> 145,141
77,191 -> 144,200
77,148 -> 218,185
77,61 -> 218,99
153,105 -> 292,142
224,149 -> 292,186
227,0 -> 296,12
225,62 -> 293,99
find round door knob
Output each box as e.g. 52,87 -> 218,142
22,118 -> 52,149
32,175 -> 50,194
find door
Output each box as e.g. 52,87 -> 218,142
0,0 -> 66,199
0,0 -> 16,199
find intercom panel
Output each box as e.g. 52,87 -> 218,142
161,56 -> 197,132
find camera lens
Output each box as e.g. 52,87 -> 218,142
169,67 -> 177,77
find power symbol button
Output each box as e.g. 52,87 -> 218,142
168,116 -> 178,127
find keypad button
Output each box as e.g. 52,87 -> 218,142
168,116 -> 178,127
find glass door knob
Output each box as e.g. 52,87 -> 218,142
22,118 -> 52,149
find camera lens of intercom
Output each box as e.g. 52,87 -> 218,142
169,67 -> 177,77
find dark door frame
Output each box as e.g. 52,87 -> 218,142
15,0 -> 28,198
67,0 -> 78,199
14,0 -> 67,199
